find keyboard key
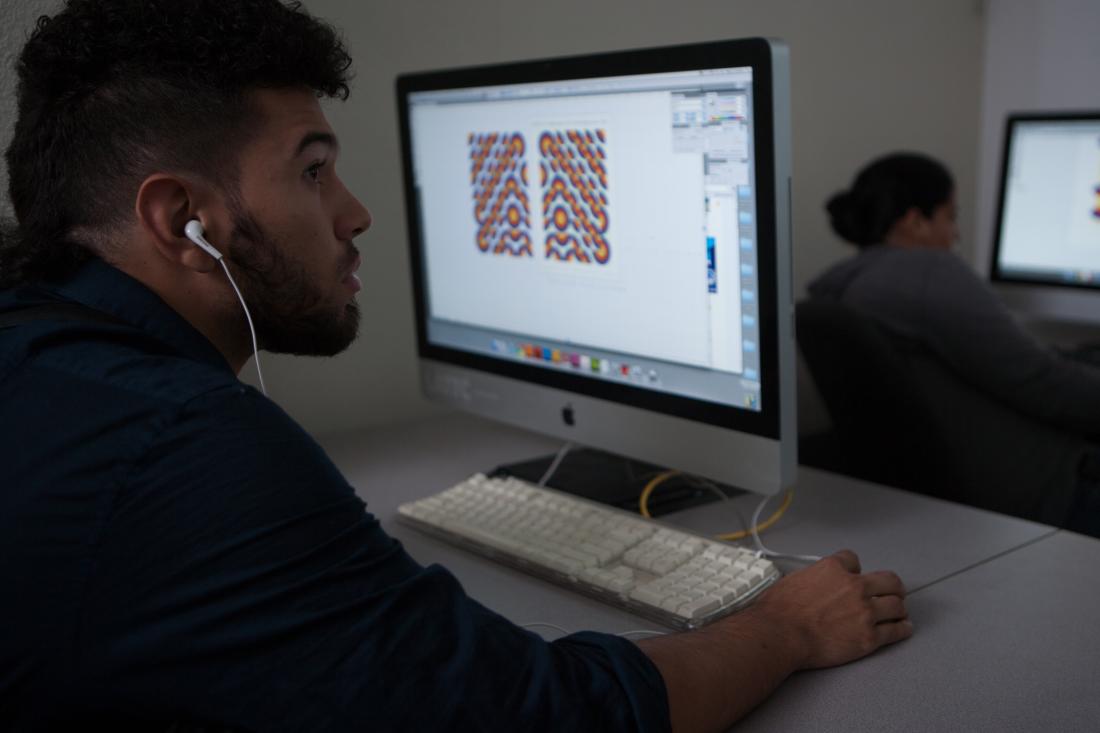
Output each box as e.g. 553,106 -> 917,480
679,597 -> 720,619
630,585 -> 670,606
660,596 -> 687,614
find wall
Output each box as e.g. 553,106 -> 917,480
0,1 -> 56,220
1,1 -> 986,437
973,0 -> 1100,278
298,0 -> 986,436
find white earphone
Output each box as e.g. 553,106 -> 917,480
184,219 -> 224,260
184,219 -> 267,396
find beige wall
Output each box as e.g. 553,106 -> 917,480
296,0 -> 986,436
974,0 -> 1100,274
1,1 -> 56,220
1,1 -> 986,436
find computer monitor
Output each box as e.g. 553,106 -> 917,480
990,112 -> 1100,323
396,38 -> 795,497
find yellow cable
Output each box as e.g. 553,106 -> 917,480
638,469 -> 795,541
638,470 -> 680,519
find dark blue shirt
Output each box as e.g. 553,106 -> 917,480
0,259 -> 670,732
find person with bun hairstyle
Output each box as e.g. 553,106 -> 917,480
808,152 -> 1100,533
824,153 -> 960,253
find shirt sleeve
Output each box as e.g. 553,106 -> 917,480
913,253 -> 1100,440
73,385 -> 671,732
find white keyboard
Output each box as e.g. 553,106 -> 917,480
397,473 -> 780,630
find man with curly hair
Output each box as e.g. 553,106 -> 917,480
0,1 -> 911,730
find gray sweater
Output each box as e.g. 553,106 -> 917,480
808,246 -> 1100,441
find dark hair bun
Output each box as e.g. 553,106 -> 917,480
825,190 -> 866,246
825,152 -> 954,249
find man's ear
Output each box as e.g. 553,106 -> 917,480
135,174 -> 220,273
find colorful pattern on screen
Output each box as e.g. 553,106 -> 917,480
540,130 -> 609,264
470,132 -> 532,256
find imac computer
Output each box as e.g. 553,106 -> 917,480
396,38 -> 795,500
990,112 -> 1100,324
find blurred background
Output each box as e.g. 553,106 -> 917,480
2,0 -> 1097,439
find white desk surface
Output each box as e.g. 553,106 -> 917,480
737,529 -> 1100,733
320,412 -> 1100,731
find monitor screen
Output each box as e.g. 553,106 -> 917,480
991,113 -> 1100,288
397,39 -> 795,495
409,68 -> 762,411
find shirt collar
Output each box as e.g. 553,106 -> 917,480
46,257 -> 234,373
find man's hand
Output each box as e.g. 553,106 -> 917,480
750,549 -> 912,669
638,549 -> 911,733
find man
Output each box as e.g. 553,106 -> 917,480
0,1 -> 912,730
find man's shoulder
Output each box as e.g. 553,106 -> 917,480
0,301 -> 240,409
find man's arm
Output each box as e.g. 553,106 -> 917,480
638,550 -> 911,733
80,387 -> 672,731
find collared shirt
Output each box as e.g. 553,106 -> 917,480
0,258 -> 670,732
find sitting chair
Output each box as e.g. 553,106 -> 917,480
796,299 -> 1091,527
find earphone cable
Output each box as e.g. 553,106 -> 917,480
218,259 -> 267,396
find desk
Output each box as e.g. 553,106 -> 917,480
320,413 -> 1100,731
737,530 -> 1100,732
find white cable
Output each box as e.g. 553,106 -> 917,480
217,259 -> 267,396
521,622 -> 571,636
686,475 -> 751,536
538,441 -> 573,487
749,494 -> 769,554
521,622 -> 667,640
749,493 -> 822,563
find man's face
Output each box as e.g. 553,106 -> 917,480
223,88 -> 371,356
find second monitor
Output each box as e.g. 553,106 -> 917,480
991,111 -> 1100,324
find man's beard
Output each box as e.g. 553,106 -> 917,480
224,204 -> 360,357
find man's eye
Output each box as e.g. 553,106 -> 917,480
306,161 -> 326,182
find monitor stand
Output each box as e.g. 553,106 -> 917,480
492,447 -> 745,518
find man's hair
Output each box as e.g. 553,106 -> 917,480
825,152 -> 954,249
0,0 -> 352,288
